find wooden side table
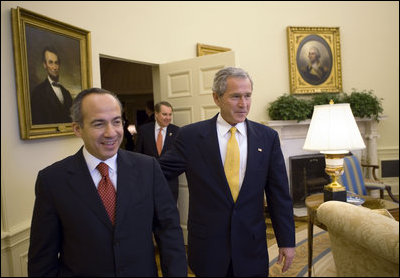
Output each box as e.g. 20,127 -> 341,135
305,194 -> 326,277
305,193 -> 399,277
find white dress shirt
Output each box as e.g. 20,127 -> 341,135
216,113 -> 248,189
48,76 -> 64,104
83,147 -> 118,191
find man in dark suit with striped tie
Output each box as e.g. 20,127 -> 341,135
30,46 -> 73,125
135,101 -> 180,202
28,88 -> 187,276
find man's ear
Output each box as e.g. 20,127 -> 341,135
212,93 -> 220,107
72,122 -> 81,137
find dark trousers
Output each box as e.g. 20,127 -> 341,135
225,260 -> 269,277
225,260 -> 234,277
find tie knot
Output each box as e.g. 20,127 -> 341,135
52,82 -> 61,87
230,126 -> 237,135
97,162 -> 109,177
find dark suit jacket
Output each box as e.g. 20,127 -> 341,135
159,114 -> 295,277
30,79 -> 73,125
28,148 -> 187,277
135,122 -> 180,201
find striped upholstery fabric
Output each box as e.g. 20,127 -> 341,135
339,155 -> 367,195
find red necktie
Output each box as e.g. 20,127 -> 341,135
156,128 -> 163,156
96,162 -> 116,225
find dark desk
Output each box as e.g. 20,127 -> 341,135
305,193 -> 399,277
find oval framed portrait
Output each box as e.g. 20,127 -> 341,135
296,35 -> 333,85
287,27 -> 342,94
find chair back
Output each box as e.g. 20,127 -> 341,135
317,201 -> 399,277
339,155 -> 367,195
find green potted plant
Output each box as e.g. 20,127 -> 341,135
342,89 -> 384,121
267,89 -> 383,122
267,94 -> 312,122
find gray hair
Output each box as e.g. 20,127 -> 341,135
155,101 -> 173,112
309,46 -> 321,59
212,67 -> 253,97
70,87 -> 123,126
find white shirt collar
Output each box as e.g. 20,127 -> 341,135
82,147 -> 117,174
48,76 -> 58,85
217,113 -> 246,137
155,121 -> 164,131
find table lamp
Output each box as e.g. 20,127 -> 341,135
303,101 -> 366,202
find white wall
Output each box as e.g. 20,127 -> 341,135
1,1 -> 399,276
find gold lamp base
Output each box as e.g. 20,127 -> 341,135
323,153 -> 347,202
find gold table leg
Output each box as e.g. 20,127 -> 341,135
308,211 -> 314,277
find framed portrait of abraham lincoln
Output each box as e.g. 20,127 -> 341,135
11,7 -> 92,139
287,26 -> 342,94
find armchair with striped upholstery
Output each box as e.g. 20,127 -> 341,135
339,154 -> 398,203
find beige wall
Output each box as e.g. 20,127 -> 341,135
1,1 -> 399,276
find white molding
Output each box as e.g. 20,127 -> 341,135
1,222 -> 30,277
377,146 -> 399,195
19,251 -> 28,277
378,147 -> 399,158
1,221 -> 30,249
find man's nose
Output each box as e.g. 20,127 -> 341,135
104,123 -> 118,136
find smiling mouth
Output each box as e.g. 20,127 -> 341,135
102,141 -> 116,146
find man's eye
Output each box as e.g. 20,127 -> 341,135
113,120 -> 122,126
93,122 -> 105,128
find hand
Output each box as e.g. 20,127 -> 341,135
277,247 -> 295,273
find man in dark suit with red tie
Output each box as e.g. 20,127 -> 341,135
30,46 -> 73,125
135,101 -> 180,202
28,88 -> 187,277
159,67 -> 296,277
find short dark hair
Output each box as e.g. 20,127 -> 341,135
42,46 -> 60,63
154,101 -> 173,113
212,67 -> 253,97
146,100 -> 154,112
70,87 -> 123,126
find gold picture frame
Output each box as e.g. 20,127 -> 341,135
287,26 -> 342,94
11,7 -> 92,139
197,43 -> 231,56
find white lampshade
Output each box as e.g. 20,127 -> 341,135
303,103 -> 366,154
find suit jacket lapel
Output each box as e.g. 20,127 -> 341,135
45,79 -> 65,108
239,120 -> 264,197
67,148 -> 113,230
115,150 -> 143,226
162,125 -> 175,155
148,122 -> 159,157
198,115 -> 234,202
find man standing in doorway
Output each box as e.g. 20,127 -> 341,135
135,101 -> 180,202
